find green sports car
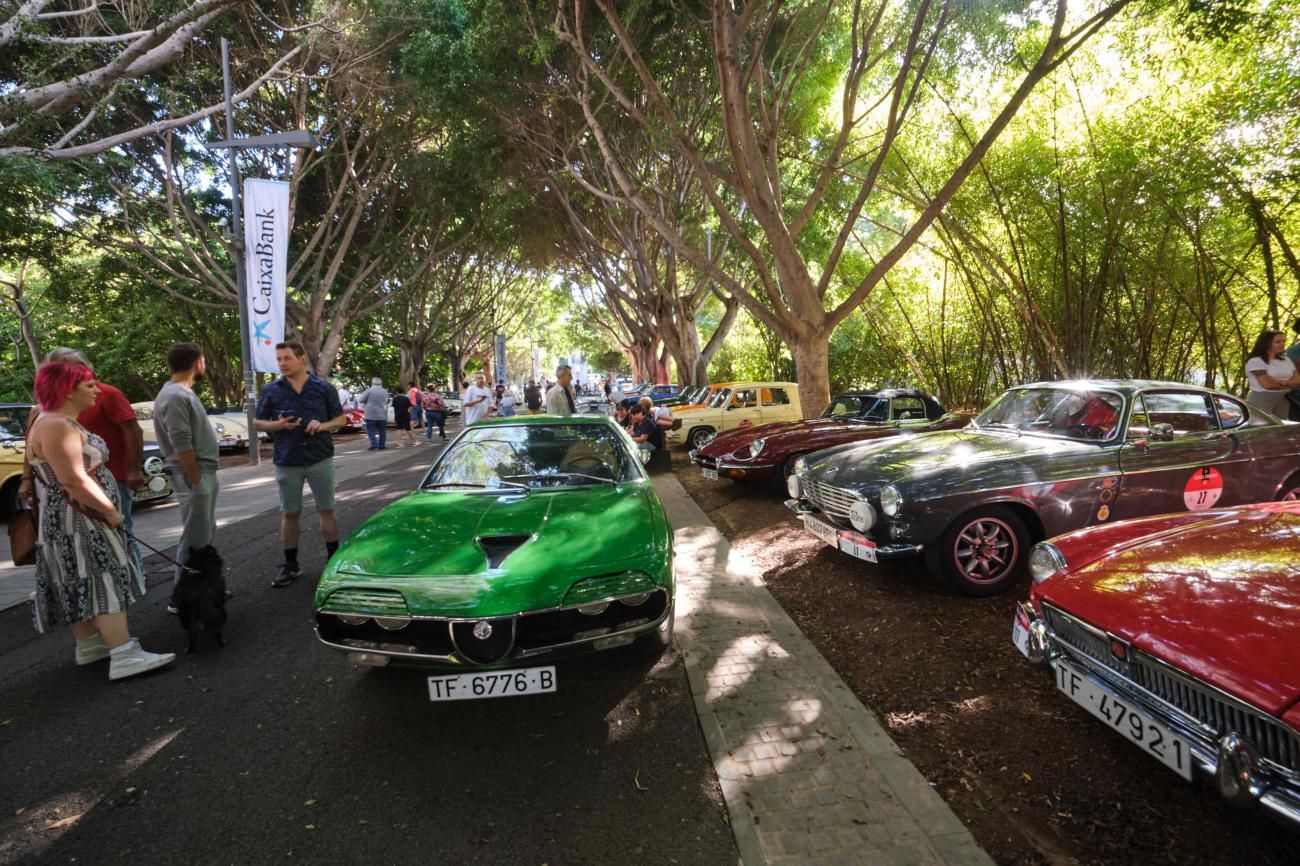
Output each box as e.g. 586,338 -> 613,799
313,415 -> 674,695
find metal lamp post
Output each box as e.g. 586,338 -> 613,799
204,38 -> 316,466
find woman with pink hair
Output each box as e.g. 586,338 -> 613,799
26,362 -> 175,680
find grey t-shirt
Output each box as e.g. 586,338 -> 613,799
153,381 -> 220,472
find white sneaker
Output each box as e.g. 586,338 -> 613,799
108,638 -> 176,681
75,633 -> 110,665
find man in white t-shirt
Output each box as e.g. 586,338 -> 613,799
462,373 -> 493,425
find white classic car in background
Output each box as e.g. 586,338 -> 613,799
133,401 -> 250,451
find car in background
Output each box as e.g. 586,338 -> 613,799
656,385 -> 708,408
313,415 -> 674,688
787,379 -> 1300,596
691,389 -> 968,487
441,392 -> 462,415
133,401 -> 246,451
341,407 -> 366,432
1012,501 -> 1300,828
644,384 -> 682,403
1,404 -> 171,516
667,381 -> 801,451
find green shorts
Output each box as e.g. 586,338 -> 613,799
274,458 -> 336,514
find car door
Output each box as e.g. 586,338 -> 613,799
1114,390 -> 1242,519
759,387 -> 795,425
890,395 -> 929,428
1212,393 -> 1300,499
724,388 -> 764,431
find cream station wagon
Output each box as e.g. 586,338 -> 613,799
666,382 -> 801,451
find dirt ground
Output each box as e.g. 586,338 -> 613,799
669,458 -> 1300,866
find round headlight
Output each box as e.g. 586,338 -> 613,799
792,456 -> 807,474
578,602 -> 610,616
786,474 -> 802,500
879,485 -> 902,517
213,422 -> 226,434
337,614 -> 368,626
848,500 -> 876,533
143,455 -> 163,476
748,438 -> 766,458
1028,543 -> 1067,584
372,616 -> 411,631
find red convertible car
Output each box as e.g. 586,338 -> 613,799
1013,501 -> 1300,828
689,389 -> 968,486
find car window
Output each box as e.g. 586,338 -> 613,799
821,396 -> 864,418
731,389 -> 758,408
764,388 -> 790,406
708,388 -> 732,409
976,388 -> 1123,441
0,415 -> 24,441
424,424 -> 633,489
1132,392 -> 1217,436
891,397 -> 927,422
134,404 -> 153,420
1213,395 -> 1246,429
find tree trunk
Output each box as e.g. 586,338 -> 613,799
315,320 -> 349,378
791,334 -> 831,419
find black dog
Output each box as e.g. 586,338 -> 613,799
176,545 -> 228,654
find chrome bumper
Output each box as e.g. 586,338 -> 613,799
783,499 -> 924,558
1024,606 -> 1300,829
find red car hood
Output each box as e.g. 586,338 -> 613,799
1037,503 -> 1300,715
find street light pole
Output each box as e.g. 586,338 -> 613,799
220,38 -> 258,465
207,38 -> 317,467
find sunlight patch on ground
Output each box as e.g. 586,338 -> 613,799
0,727 -> 183,862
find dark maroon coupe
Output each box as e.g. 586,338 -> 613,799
689,389 -> 968,486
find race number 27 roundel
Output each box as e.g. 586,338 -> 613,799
1184,467 -> 1224,511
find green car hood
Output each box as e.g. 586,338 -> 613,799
316,483 -> 670,617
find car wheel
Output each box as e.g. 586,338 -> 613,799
928,505 -> 1030,597
0,479 -> 19,521
772,454 -> 804,493
686,427 -> 714,451
1279,474 -> 1300,501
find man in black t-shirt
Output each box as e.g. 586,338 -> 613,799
524,380 -> 543,414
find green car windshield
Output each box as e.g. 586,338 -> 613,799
975,387 -> 1124,442
423,424 -> 635,490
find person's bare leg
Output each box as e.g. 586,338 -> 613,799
282,512 -> 301,549
319,509 -> 339,544
91,612 -> 131,649
70,621 -> 98,640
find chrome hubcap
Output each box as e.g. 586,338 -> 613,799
954,518 -> 1017,584
1283,487 -> 1300,502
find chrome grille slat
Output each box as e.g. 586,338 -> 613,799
802,479 -> 859,521
1044,604 -> 1300,775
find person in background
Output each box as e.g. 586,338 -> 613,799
391,386 -> 416,447
544,364 -> 577,414
152,342 -> 221,615
494,381 -> 506,412
524,379 -> 543,414
358,377 -> 389,450
613,401 -> 632,432
407,382 -> 424,439
253,342 -> 347,588
1286,318 -> 1300,422
21,348 -> 146,571
421,386 -> 447,440
628,402 -> 663,451
462,373 -> 493,425
499,387 -> 518,417
337,384 -> 352,408
27,361 -> 175,680
603,379 -> 612,400
639,396 -> 674,431
1244,330 -> 1300,417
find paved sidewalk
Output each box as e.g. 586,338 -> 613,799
655,473 -> 992,866
0,434 -> 451,611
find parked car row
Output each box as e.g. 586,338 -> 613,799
1,403 -> 172,518
687,377 -> 1300,828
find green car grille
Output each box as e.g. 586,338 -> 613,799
321,588 -> 410,617
564,572 -> 657,606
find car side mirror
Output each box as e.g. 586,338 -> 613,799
1150,422 -> 1175,442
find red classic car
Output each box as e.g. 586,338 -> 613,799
1013,501 -> 1300,828
689,389 -> 968,486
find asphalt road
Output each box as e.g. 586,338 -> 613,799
0,447 -> 736,865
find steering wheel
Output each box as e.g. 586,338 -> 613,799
565,456 -> 605,469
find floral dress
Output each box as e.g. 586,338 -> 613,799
30,418 -> 146,633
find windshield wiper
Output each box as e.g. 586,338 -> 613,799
423,480 -> 530,491
504,472 -> 617,486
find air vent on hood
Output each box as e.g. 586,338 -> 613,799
477,534 -> 532,569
